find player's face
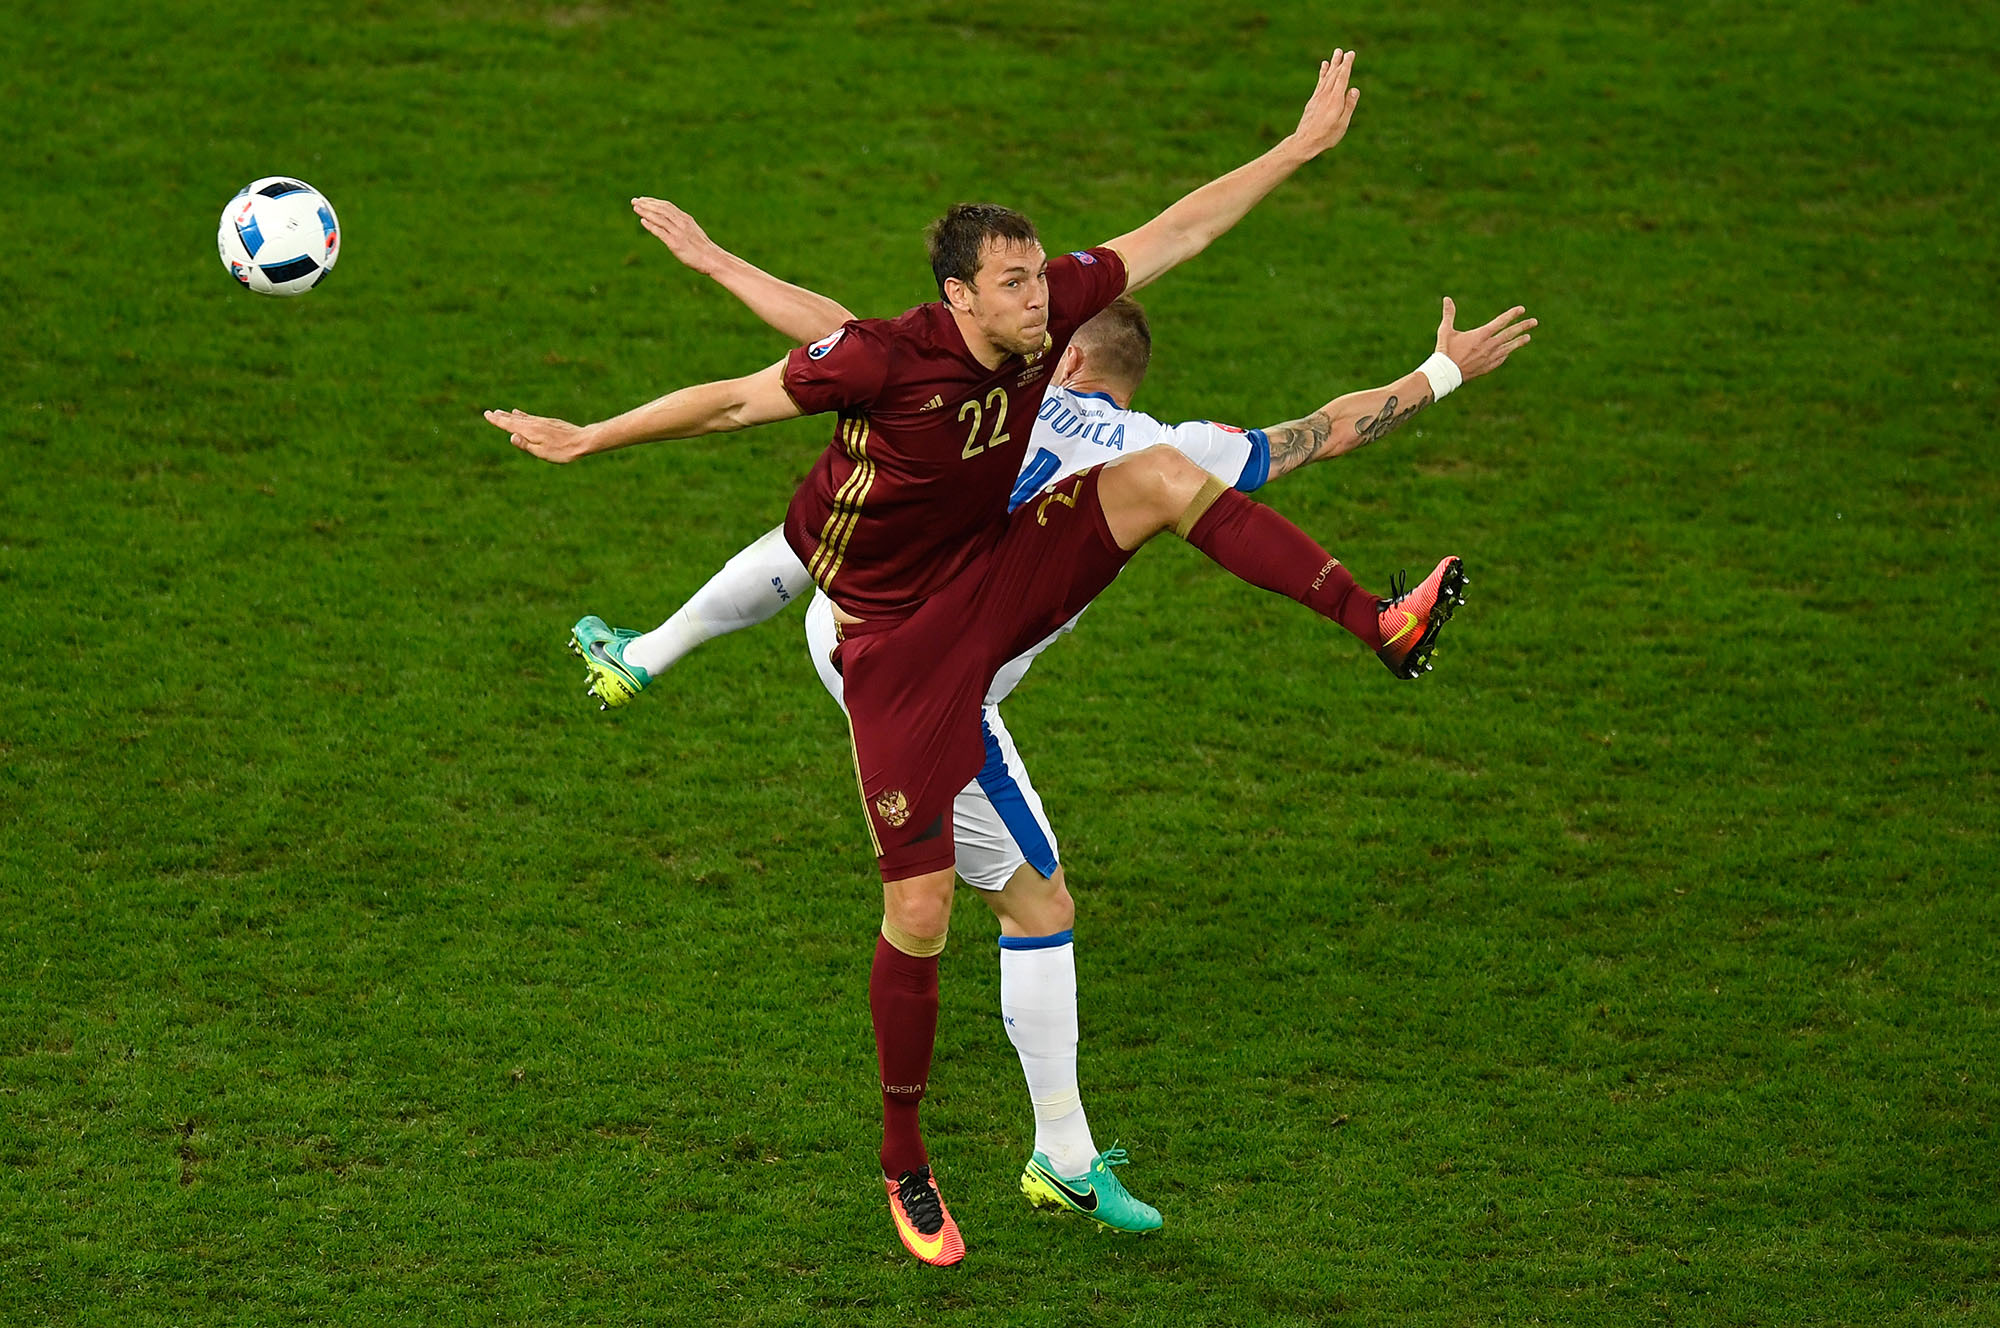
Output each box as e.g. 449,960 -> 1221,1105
965,240 -> 1049,357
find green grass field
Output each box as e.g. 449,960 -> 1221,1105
4,1 -> 1996,1323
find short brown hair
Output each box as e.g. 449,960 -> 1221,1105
925,203 -> 1040,298
1072,296 -> 1152,390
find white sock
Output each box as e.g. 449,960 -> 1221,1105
998,931 -> 1097,1176
624,525 -> 811,677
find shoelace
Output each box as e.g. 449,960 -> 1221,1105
1382,567 -> 1410,606
897,1167 -> 945,1235
1098,1146 -> 1131,1171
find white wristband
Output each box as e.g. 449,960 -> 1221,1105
1418,351 -> 1463,400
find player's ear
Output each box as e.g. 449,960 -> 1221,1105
943,275 -> 974,315
1055,343 -> 1084,383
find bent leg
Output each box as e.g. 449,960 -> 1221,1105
1097,445 -> 1385,648
1095,444 -> 1220,550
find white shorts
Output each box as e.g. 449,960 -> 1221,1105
805,592 -> 1060,892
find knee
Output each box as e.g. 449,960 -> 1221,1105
1041,873 -> 1076,932
883,874 -> 955,946
992,863 -> 1075,936
1111,445 -> 1207,525
1042,865 -> 1076,924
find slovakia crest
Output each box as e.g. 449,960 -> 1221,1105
807,328 -> 847,360
1209,421 -> 1247,434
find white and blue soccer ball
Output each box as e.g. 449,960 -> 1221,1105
217,177 -> 340,297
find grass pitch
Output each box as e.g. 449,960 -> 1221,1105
3,1 -> 1995,1324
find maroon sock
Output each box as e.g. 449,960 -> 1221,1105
870,933 -> 939,1180
1184,488 -> 1383,648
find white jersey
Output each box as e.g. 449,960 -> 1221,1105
1006,386 -> 1270,513
804,387 -> 1272,708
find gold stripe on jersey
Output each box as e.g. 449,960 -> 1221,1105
814,456 -> 873,587
808,419 -> 871,583
809,417 -> 875,590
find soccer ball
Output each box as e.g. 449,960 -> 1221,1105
217,177 -> 340,296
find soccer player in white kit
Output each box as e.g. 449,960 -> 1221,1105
571,204 -> 1533,1232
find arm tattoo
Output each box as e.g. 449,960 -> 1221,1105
1263,409 -> 1333,479
1262,387 -> 1439,480
1352,392 -> 1434,448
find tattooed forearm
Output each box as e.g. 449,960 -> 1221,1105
1352,392 -> 1434,448
1261,382 -> 1439,481
1263,409 -> 1333,479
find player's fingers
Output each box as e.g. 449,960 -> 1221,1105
634,199 -> 681,229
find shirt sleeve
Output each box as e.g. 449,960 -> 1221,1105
1163,418 -> 1272,492
1045,246 -> 1129,340
782,320 -> 892,416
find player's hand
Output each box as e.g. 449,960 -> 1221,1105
1436,298 -> 1536,382
1289,49 -> 1361,158
483,408 -> 596,463
632,197 -> 723,276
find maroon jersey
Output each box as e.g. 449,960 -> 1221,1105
781,246 -> 1128,620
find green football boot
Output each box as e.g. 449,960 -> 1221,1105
1020,1147 -> 1162,1233
569,615 -> 652,711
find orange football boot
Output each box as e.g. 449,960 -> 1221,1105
1375,556 -> 1468,679
884,1166 -> 966,1267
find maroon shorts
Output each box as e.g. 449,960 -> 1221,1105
834,466 -> 1132,882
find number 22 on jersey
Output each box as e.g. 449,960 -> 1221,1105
959,388 -> 1012,460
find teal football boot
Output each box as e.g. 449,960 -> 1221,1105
1020,1146 -> 1162,1233
569,615 -> 651,711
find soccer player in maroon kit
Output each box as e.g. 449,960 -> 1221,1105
488,51 -> 1473,1265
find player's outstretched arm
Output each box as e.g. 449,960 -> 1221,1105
633,197 -> 857,343
1262,298 -> 1535,479
484,360 -> 801,464
1103,50 -> 1361,293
